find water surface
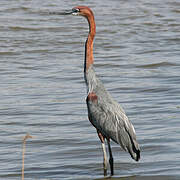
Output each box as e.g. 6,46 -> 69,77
0,0 -> 180,179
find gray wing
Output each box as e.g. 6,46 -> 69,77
86,94 -> 140,161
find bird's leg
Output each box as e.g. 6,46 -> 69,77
97,131 -> 108,176
107,139 -> 114,176
101,142 -> 108,176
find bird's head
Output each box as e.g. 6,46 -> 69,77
71,6 -> 93,18
50,6 -> 94,19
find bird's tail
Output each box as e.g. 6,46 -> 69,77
126,130 -> 140,161
117,124 -> 140,161
128,138 -> 140,161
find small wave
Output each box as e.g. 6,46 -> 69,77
9,26 -> 42,31
136,62 -> 178,69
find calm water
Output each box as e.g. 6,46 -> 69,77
0,0 -> 180,179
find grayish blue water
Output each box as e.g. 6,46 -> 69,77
0,0 -> 180,179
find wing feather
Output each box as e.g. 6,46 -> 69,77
86,95 -> 140,161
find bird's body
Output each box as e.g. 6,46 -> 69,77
85,65 -> 140,161
54,6 -> 140,176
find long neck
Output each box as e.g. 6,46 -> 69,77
84,14 -> 96,73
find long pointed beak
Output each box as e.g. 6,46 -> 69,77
49,10 -> 73,15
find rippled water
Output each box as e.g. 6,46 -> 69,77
0,0 -> 180,179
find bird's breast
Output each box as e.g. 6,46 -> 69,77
86,92 -> 98,103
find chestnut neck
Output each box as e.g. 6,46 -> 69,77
84,13 -> 96,73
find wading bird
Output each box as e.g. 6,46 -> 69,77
52,6 -> 140,176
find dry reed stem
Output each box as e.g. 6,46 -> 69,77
22,133 -> 32,180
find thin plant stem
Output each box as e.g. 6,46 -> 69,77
22,133 -> 32,180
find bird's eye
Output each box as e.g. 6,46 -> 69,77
71,8 -> 80,15
72,8 -> 79,13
